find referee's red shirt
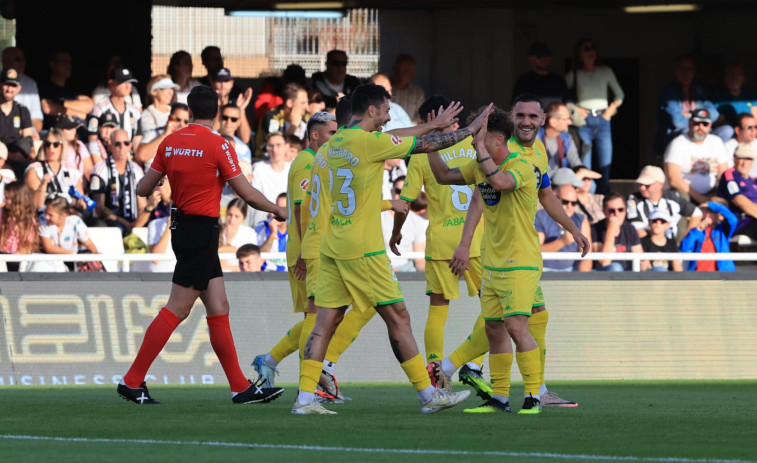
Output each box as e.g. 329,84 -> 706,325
151,124 -> 242,217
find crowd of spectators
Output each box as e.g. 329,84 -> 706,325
0,40 -> 755,273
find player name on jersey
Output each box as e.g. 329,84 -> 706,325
328,146 -> 361,166
440,146 -> 476,163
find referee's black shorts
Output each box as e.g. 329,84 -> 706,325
171,214 -> 223,290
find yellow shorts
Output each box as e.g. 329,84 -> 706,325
304,257 -> 320,298
314,253 -> 403,312
533,284 -> 545,309
288,266 -> 307,313
425,256 -> 482,300
480,269 -> 541,320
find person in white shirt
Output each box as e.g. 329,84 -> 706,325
664,108 -> 730,205
381,176 -> 427,272
723,113 -> 757,178
249,132 -> 291,227
219,197 -> 258,271
39,196 -> 99,271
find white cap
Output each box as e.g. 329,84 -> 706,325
151,78 -> 180,93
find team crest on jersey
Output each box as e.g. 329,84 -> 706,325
165,146 -> 172,157
478,183 -> 501,206
390,135 -> 402,146
533,165 -> 543,189
300,178 -> 310,191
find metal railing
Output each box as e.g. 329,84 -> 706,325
0,252 -> 754,273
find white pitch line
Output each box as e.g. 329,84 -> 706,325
0,434 -> 752,463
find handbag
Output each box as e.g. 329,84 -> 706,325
76,250 -> 106,272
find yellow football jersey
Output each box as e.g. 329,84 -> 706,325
507,136 -> 550,190
400,137 -> 484,260
300,143 -> 330,260
321,126 -> 416,260
285,148 -> 316,266
459,153 -> 542,271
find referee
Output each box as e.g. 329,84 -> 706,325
117,85 -> 287,405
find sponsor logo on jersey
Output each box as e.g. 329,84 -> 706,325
391,135 -> 402,146
478,183 -> 501,206
300,178 -> 310,191
167,147 -> 204,158
165,146 -> 172,158
533,165 -> 543,190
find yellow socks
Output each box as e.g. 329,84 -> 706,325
324,307 -> 376,364
270,319 -> 304,363
528,309 -> 548,386
489,352 -> 514,398
449,323 -> 489,369
424,304 -> 449,362
298,313 -> 317,360
400,353 -> 432,391
470,313 -> 486,368
299,359 -> 322,394
516,348 -> 541,398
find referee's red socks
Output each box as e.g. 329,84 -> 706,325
123,307 -> 181,388
206,313 -> 250,393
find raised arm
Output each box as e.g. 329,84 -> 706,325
412,103 -> 492,154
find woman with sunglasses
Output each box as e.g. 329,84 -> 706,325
24,128 -> 86,210
135,102 -> 190,168
566,38 -> 624,195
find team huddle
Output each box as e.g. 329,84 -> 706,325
117,83 -> 589,416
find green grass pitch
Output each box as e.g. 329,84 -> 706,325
1,381 -> 755,462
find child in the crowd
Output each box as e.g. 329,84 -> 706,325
640,209 -> 682,272
680,199 -> 737,271
39,196 -> 99,270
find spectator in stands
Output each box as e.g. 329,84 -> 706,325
551,167 -> 604,224
627,165 -> 702,241
219,197 -> 258,272
513,41 -> 569,108
39,196 -> 99,271
143,176 -> 175,272
254,192 -> 288,271
389,54 -> 425,125
382,176 -> 427,272
166,50 -> 200,104
237,243 -> 266,272
2,46 -> 42,135
0,68 -> 35,180
256,82 -> 309,154
91,55 -> 142,110
198,46 -> 224,86
723,113 -> 757,178
216,103 -> 252,163
591,192 -> 643,271
133,169 -> 172,229
712,64 -> 757,140
139,75 -> 179,147
86,111 -> 119,161
89,129 -> 146,235
307,88 -> 326,116
209,67 -> 253,147
25,128 -> 86,211
310,49 -> 362,109
565,38 -> 624,195
89,66 -> 143,154
0,182 -> 38,271
39,50 -> 94,132
664,108 -> 730,205
536,183 -> 592,272
51,114 -> 96,183
249,132 -> 291,227
370,73 -> 414,131
716,142 -> 757,241
135,102 -> 190,168
0,142 -> 16,203
656,55 -> 720,154
639,209 -> 682,272
539,102 -> 600,180
680,198 -> 737,271
285,133 -> 303,162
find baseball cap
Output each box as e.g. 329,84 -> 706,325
635,165 -> 666,185
551,167 -> 583,188
110,67 -> 138,84
527,41 -> 551,58
98,111 -> 119,128
1,68 -> 20,86
690,108 -> 711,124
53,114 -> 82,130
213,67 -> 233,82
734,142 -> 755,159
648,208 -> 671,223
150,77 -> 180,92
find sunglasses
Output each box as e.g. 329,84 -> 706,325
651,218 -> 668,224
693,121 -> 711,127
561,199 -> 579,206
43,141 -> 61,148
607,207 -> 625,214
171,116 -> 189,124
742,125 -> 757,130
329,60 -> 348,67
221,115 -> 238,123
113,141 -> 131,147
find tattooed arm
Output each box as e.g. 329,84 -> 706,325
411,102 -> 492,154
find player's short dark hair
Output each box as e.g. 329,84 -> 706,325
418,94 -> 452,123
236,243 -> 260,259
467,105 -> 513,139
351,83 -> 391,116
512,93 -> 543,110
187,85 -> 218,120
335,95 -> 352,127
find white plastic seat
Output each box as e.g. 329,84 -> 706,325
86,227 -> 125,272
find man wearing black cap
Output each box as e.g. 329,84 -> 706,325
86,111 -> 119,161
209,67 -> 253,147
664,108 -> 730,205
512,42 -> 569,108
88,66 -> 143,154
0,68 -> 35,179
